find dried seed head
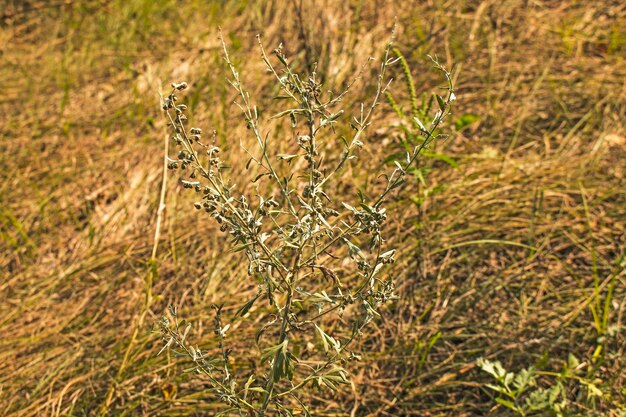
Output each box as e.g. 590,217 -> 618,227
172,82 -> 188,90
162,98 -> 173,110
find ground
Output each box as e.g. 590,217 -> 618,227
1,1 -> 625,416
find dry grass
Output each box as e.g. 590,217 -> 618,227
1,0 -> 625,416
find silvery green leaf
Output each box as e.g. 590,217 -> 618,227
413,116 -> 426,131
157,337 -> 174,356
181,324 -> 192,342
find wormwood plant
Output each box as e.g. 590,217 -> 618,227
157,32 -> 454,416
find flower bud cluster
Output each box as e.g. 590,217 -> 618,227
162,83 -> 281,282
304,76 -> 321,101
355,205 -> 387,235
258,196 -> 279,217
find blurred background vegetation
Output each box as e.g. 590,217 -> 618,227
1,0 -> 625,415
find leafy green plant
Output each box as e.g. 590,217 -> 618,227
157,31 -> 454,416
383,48 -> 457,281
384,48 -> 458,199
477,355 -> 625,416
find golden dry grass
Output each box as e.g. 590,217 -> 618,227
1,0 -> 625,416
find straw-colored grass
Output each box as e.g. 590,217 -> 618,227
1,0 -> 624,415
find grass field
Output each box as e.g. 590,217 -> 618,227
1,1 -> 625,415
